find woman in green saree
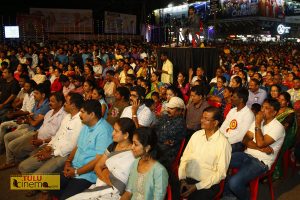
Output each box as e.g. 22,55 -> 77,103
273,92 -> 298,180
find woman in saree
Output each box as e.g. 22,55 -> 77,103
273,92 -> 297,180
68,118 -> 136,200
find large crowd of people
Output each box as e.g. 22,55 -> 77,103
0,40 -> 299,200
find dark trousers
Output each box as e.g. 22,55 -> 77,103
53,173 -> 93,200
185,178 -> 220,200
231,142 -> 245,153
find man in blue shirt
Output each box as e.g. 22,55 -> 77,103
55,99 -> 113,200
0,83 -> 50,170
246,78 -> 267,108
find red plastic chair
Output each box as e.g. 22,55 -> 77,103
214,179 -> 225,200
166,184 -> 172,200
207,100 -> 222,108
171,138 -> 186,178
283,149 -> 299,177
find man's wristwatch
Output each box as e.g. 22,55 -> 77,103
255,127 -> 261,132
74,168 -> 79,177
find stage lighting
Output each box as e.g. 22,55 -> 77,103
168,3 -> 174,8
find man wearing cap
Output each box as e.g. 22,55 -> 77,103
154,96 -> 187,169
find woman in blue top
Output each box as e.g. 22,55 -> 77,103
121,127 -> 169,200
91,87 -> 108,119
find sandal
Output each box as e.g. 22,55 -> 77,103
0,163 -> 16,170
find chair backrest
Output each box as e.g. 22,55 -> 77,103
171,138 -> 186,177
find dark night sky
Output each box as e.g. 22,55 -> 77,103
0,0 -> 174,16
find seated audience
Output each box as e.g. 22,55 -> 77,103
225,99 -> 285,200
51,100 -> 113,200
220,87 -> 255,153
154,96 -> 186,169
0,83 -> 50,170
0,68 -> 21,122
50,68 -> 63,93
121,86 -> 155,128
67,118 -> 136,200
121,127 -> 169,200
91,87 -> 108,119
60,74 -> 75,97
186,85 -> 210,138
18,93 -> 83,175
179,107 -> 231,200
246,78 -> 267,108
107,86 -> 130,126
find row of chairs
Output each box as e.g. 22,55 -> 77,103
166,139 -> 298,200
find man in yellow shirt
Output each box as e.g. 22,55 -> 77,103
160,52 -> 173,84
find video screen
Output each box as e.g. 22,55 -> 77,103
4,26 -> 20,39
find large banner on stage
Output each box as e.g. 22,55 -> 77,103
285,0 -> 300,16
219,0 -> 259,18
104,11 -> 136,34
30,8 -> 93,33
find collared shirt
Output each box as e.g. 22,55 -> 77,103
20,92 -> 35,113
16,88 -> 26,99
72,118 -> 113,183
161,59 -> 173,84
246,88 -> 267,108
155,115 -> 186,167
186,101 -> 210,131
48,112 -> 83,157
37,107 -> 67,140
220,106 -> 254,144
31,99 -> 50,130
245,119 -> 285,168
178,129 -> 231,190
121,104 -> 155,127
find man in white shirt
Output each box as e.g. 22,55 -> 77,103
179,107 -> 232,199
18,92 -> 84,174
220,88 -> 255,152
121,86 -> 155,127
225,99 -> 285,200
93,57 -> 103,80
10,92 -> 66,160
160,52 -> 173,84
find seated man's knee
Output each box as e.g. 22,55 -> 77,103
228,176 -> 240,191
18,160 -> 31,173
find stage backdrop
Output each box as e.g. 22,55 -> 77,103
30,8 -> 93,33
158,47 -> 219,80
104,11 -> 136,34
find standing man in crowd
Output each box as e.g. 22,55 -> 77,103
160,52 -> 173,84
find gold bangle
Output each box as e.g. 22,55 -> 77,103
132,115 -> 137,118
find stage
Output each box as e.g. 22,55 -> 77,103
158,47 -> 219,80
